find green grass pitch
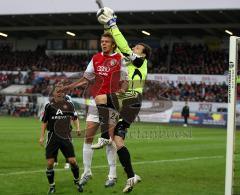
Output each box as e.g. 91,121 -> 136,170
0,116 -> 227,194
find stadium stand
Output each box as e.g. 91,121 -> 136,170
0,43 -> 230,74
143,80 -> 228,102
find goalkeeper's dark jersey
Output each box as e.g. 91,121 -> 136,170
42,99 -> 78,136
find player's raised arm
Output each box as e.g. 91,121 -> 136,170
96,8 -> 150,69
59,59 -> 96,92
97,8 -> 131,55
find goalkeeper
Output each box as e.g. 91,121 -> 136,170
93,7 -> 152,193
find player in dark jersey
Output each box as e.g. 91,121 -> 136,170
95,8 -> 152,193
53,95 -> 79,169
39,82 -> 83,194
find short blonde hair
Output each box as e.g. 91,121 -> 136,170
101,32 -> 117,51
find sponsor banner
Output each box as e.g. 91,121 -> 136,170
170,111 -> 227,125
0,71 -> 28,77
30,71 -> 228,84
172,101 -> 227,112
147,74 -> 227,84
136,101 -> 227,114
2,71 -> 227,84
37,96 -> 229,125
138,109 -> 173,123
33,71 -> 82,78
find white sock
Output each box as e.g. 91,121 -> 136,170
106,144 -> 117,179
83,143 -> 93,176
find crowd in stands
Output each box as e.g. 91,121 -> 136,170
0,71 -> 33,89
7,74 -> 227,103
0,43 -> 230,74
0,42 -> 233,116
0,94 -> 38,117
150,43 -> 228,74
143,81 -> 228,103
0,45 -> 90,72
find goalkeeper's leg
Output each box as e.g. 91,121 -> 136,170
119,92 -> 142,127
114,132 -> 141,193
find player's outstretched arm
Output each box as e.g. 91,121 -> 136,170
59,77 -> 89,92
110,25 -> 145,68
97,8 -> 131,55
60,58 -> 96,93
97,8 -> 145,68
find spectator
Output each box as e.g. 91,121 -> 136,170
181,101 -> 190,127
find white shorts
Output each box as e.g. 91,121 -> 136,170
86,105 -> 119,125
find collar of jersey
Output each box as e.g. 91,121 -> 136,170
101,52 -> 118,56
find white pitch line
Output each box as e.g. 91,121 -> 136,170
0,155 -> 223,176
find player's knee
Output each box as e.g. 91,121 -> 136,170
96,104 -> 108,122
115,141 -> 124,150
68,157 -> 77,165
114,121 -> 128,139
47,158 -> 55,168
95,94 -> 107,104
85,129 -> 95,143
85,137 -> 94,144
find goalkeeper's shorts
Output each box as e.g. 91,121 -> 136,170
107,91 -> 142,126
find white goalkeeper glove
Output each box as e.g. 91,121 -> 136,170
106,17 -> 117,27
96,7 -> 117,27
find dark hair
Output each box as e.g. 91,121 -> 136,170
101,32 -> 117,51
49,81 -> 66,96
138,43 -> 152,60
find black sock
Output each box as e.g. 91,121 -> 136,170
46,168 -> 54,185
117,146 -> 134,178
71,163 -> 79,180
97,104 -> 109,139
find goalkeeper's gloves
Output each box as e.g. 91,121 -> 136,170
106,17 -> 117,27
98,14 -> 117,28
96,7 -> 117,28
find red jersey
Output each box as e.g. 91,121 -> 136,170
84,52 -> 126,97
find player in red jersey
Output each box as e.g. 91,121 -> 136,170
59,32 -> 128,188
61,32 -> 128,140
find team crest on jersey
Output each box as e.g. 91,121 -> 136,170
110,59 -> 117,67
56,109 -> 63,115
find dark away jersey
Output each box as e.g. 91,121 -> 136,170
42,99 -> 78,138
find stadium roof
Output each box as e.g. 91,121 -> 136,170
1,0 -> 240,15
0,10 -> 240,39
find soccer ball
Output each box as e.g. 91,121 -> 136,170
96,7 -> 115,24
